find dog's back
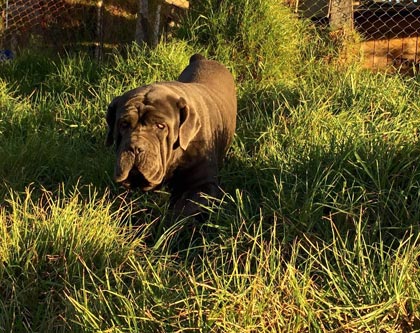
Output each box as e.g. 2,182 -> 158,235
178,55 -> 237,160
178,54 -> 235,97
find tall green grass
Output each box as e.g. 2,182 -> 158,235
1,0 -> 420,331
176,0 -> 308,86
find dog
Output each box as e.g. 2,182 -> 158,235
106,54 -> 237,216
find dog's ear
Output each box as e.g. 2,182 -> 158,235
105,96 -> 120,146
178,97 -> 201,150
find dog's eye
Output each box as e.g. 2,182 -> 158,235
156,123 -> 165,130
119,121 -> 131,130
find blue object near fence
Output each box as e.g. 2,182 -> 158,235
0,50 -> 14,61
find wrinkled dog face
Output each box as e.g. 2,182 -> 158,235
106,84 -> 200,191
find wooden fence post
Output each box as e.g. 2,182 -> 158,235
330,0 -> 353,30
135,0 -> 189,48
95,0 -> 103,61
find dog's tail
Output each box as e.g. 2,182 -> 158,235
189,54 -> 206,64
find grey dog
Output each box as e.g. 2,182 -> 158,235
106,54 -> 237,216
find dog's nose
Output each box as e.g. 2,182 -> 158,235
129,145 -> 143,155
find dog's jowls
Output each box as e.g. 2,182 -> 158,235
106,54 -> 237,217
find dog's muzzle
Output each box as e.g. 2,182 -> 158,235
119,168 -> 152,191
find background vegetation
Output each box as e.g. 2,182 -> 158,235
1,0 -> 420,331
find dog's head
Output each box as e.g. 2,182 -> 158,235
106,84 -> 201,190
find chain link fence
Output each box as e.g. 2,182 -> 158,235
2,0 -> 67,32
355,1 -> 420,71
1,0 -> 86,53
0,0 -> 186,59
287,0 -> 420,72
0,0 -> 138,59
2,0 -> 420,71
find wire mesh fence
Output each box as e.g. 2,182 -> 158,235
355,1 -> 420,71
2,0 -> 420,72
1,0 -> 86,52
0,0 -> 137,59
2,0 -> 66,32
287,0 -> 420,72
0,0 -> 187,59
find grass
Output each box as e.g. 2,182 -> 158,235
1,0 -> 420,331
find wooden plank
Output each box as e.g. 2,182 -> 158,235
372,39 -> 389,69
164,0 -> 189,9
362,36 -> 420,73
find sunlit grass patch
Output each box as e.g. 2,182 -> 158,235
1,0 -> 420,331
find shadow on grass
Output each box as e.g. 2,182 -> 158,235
0,52 -> 102,97
0,128 -> 114,197
221,137 -> 420,250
